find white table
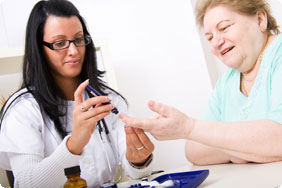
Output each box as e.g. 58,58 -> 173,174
118,161 -> 282,187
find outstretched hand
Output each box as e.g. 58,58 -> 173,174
119,100 -> 194,140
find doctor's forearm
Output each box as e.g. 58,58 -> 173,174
9,154 -> 65,187
8,136 -> 82,187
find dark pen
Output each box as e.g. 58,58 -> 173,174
86,85 -> 119,114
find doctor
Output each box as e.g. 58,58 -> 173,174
0,0 -> 154,187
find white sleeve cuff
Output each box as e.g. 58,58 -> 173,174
122,154 -> 154,179
58,135 -> 84,168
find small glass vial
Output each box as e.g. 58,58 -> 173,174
64,165 -> 87,188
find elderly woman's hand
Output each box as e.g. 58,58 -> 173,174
119,100 -> 194,140
125,126 -> 154,165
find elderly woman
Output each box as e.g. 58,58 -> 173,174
119,0 -> 282,165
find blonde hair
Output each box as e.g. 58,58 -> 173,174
195,0 -> 280,34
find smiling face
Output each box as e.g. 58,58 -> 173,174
203,5 -> 267,72
43,15 -> 85,83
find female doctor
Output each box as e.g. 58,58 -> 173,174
0,0 -> 154,187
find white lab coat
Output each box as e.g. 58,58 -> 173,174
0,88 -> 153,187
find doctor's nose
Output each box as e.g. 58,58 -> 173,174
67,42 -> 79,56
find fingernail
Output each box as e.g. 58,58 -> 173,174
84,79 -> 89,83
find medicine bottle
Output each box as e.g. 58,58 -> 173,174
64,165 -> 87,188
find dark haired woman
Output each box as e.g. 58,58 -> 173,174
0,0 -> 154,187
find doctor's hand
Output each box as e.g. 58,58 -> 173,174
125,126 -> 154,165
67,80 -> 114,155
119,100 -> 194,140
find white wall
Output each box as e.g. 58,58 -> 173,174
0,0 -> 212,174
71,0 -> 213,171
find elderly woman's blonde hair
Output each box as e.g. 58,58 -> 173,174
196,0 -> 280,34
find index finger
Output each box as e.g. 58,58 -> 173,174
74,79 -> 89,105
119,114 -> 158,131
148,100 -> 171,118
133,128 -> 154,150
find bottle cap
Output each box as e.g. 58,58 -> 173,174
64,165 -> 81,176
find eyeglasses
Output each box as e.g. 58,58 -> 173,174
43,36 -> 91,50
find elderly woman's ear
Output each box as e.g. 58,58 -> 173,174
256,10 -> 268,32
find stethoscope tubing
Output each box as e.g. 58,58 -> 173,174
98,119 -> 122,184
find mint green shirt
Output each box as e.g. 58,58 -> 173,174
203,34 -> 282,123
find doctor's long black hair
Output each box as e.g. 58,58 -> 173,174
0,0 -> 126,138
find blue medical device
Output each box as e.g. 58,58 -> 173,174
128,169 -> 209,188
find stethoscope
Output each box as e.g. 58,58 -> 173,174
97,118 -> 122,188
0,90 -> 123,187
83,88 -> 122,187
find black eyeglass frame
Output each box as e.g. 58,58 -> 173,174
42,35 -> 92,50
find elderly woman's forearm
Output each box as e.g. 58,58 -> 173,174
187,119 -> 282,158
